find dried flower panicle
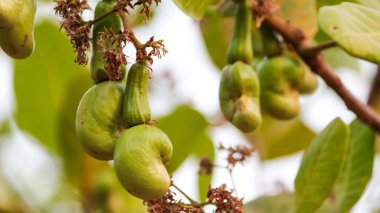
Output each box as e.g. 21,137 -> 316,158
207,184 -> 244,213
199,156 -> 213,176
97,28 -> 130,80
144,190 -> 204,213
54,0 -> 92,64
135,0 -> 161,21
144,36 -> 168,64
219,144 -> 256,167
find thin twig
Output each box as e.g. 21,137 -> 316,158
227,168 -> 238,197
171,183 -> 198,205
119,12 -> 146,51
251,0 -> 380,133
88,8 -> 117,26
299,41 -> 338,56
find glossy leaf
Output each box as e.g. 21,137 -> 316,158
274,0 -> 318,38
14,21 -> 89,153
319,3 -> 380,64
172,0 -> 221,19
333,119 -> 375,213
156,105 -> 209,173
246,115 -> 315,160
295,118 -> 349,213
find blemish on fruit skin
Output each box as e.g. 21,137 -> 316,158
330,26 -> 339,32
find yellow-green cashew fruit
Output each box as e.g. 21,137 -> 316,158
76,81 -> 125,160
258,55 -> 307,120
114,124 -> 173,200
122,61 -> 151,127
299,64 -> 318,94
219,61 -> 262,132
226,0 -> 253,64
91,0 -> 125,83
0,0 -> 35,59
0,0 -> 23,28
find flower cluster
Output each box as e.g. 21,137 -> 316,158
207,184 -> 244,213
219,144 -> 256,167
54,0 -> 91,64
145,190 -> 204,213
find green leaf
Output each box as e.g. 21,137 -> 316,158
246,115 -> 315,160
14,21 -> 89,153
318,3 -> 380,64
333,119 -> 375,213
314,30 -> 359,70
58,74 -> 92,184
200,8 -> 234,70
244,193 -> 334,213
274,0 -> 318,38
295,118 -> 349,213
317,0 -> 358,8
172,0 -> 221,19
192,133 -> 214,202
156,105 -> 209,173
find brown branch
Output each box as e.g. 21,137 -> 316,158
119,12 -> 146,54
88,8 -> 117,27
299,41 -> 338,56
368,66 -> 380,107
251,0 -> 380,133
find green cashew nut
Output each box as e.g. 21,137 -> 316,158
122,60 -> 151,127
226,0 -> 253,64
114,124 -> 173,201
0,0 -> 35,59
76,81 -> 125,160
91,0 -> 125,83
219,61 -> 262,132
258,55 -> 306,120
0,0 -> 23,28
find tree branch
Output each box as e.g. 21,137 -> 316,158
251,0 -> 380,133
299,41 -> 338,56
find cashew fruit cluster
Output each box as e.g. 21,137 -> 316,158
91,0 -> 126,83
0,0 -> 36,59
257,55 -> 318,120
76,55 -> 172,199
219,0 -> 262,133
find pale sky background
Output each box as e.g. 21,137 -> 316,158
0,0 -> 380,212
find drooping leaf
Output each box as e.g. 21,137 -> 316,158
274,0 -> 318,38
14,21 -> 89,153
318,3 -> 380,64
156,105 -> 209,173
172,0 -> 221,19
199,7 -> 234,70
246,115 -> 315,160
333,119 -> 375,213
295,118 -> 349,213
